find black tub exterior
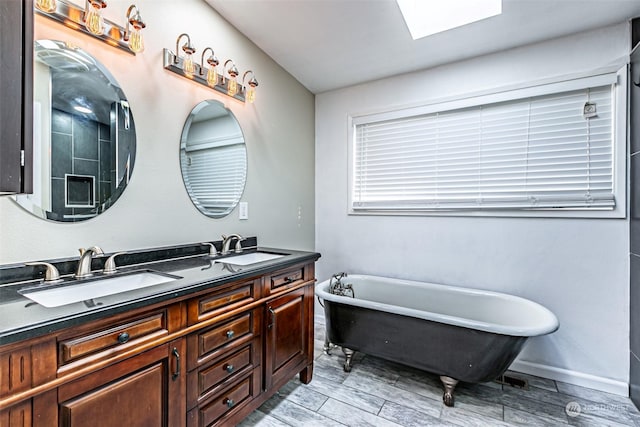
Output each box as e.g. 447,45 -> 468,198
324,300 -> 528,383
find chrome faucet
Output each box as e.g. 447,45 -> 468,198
75,246 -> 104,279
221,234 -> 245,256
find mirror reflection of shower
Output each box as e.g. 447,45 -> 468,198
15,40 -> 136,222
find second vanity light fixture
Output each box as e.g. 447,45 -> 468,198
163,33 -> 259,103
34,0 -> 146,55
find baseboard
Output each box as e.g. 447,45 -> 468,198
510,360 -> 629,397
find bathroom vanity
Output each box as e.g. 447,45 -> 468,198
0,241 -> 319,426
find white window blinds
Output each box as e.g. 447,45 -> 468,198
352,82 -> 616,212
181,138 -> 247,217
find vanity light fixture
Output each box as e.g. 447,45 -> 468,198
242,71 -> 259,103
201,48 -> 220,87
33,0 -> 147,55
35,0 -> 57,13
124,5 -> 146,53
224,60 -> 239,97
175,33 -> 196,78
84,0 -> 106,36
162,35 -> 258,103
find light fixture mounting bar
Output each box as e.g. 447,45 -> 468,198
34,0 -> 135,55
162,48 -> 247,102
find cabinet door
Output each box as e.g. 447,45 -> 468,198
57,339 -> 186,427
264,285 -> 313,390
0,0 -> 33,194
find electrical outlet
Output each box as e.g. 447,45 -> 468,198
239,202 -> 248,220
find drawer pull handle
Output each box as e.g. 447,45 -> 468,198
283,277 -> 294,284
224,398 -> 234,408
225,364 -> 234,373
172,347 -> 181,381
226,330 -> 235,339
117,332 -> 130,344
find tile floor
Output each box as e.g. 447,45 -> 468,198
240,315 -> 640,426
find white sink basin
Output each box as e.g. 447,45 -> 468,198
215,252 -> 284,266
20,271 -> 181,308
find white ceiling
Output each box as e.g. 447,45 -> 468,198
205,0 -> 640,94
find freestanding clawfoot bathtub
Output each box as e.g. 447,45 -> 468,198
316,273 -> 559,406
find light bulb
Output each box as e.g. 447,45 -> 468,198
183,53 -> 195,78
227,79 -> 238,97
246,86 -> 256,103
128,27 -> 144,53
35,0 -> 57,13
206,67 -> 218,87
85,1 -> 105,36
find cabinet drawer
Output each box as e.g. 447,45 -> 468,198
188,310 -> 260,370
58,310 -> 168,367
187,339 -> 260,409
187,368 -> 260,427
188,279 -> 260,325
266,265 -> 306,295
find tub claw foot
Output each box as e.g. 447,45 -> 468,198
342,347 -> 355,372
323,337 -> 334,355
440,376 -> 458,407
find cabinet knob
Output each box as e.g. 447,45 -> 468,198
117,332 -> 130,344
226,330 -> 234,339
225,364 -> 234,373
224,398 -> 234,408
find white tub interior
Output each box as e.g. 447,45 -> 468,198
316,274 -> 559,337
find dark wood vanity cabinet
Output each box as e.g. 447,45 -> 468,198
57,338 -> 186,427
264,285 -> 314,390
0,0 -> 33,194
0,261 -> 316,427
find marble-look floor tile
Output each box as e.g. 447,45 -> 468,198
237,409 -> 293,427
503,370 -> 558,393
556,381 -> 637,408
502,385 -> 637,425
566,411 -> 636,427
342,371 -> 442,418
504,405 -> 569,426
378,401 -> 456,427
318,398 -> 403,427
313,354 -> 351,383
394,375 -> 450,403
440,406 -> 515,427
259,398 -> 346,427
304,373 -> 385,414
274,380 -> 328,411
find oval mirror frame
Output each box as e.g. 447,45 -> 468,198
14,40 -> 137,222
180,100 -> 247,218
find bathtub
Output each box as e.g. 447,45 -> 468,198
315,274 -> 559,406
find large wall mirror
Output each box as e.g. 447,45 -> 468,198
180,100 -> 247,218
14,40 -> 136,222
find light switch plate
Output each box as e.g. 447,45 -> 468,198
239,202 -> 248,220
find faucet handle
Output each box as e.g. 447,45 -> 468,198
25,262 -> 62,283
201,242 -> 218,258
234,236 -> 246,254
103,252 -> 127,275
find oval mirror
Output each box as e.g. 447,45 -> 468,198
180,100 -> 247,218
14,40 -> 136,222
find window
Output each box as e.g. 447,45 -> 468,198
349,71 -> 625,217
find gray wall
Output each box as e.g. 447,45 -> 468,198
0,0 -> 316,262
315,23 -> 630,394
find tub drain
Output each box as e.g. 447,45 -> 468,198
495,374 -> 529,390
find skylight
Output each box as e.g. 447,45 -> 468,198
396,0 -> 502,40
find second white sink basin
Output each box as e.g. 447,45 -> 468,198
215,252 -> 284,266
20,270 -> 181,308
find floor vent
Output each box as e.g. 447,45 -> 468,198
495,374 -> 529,390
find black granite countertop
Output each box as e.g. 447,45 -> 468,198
0,240 -> 320,346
